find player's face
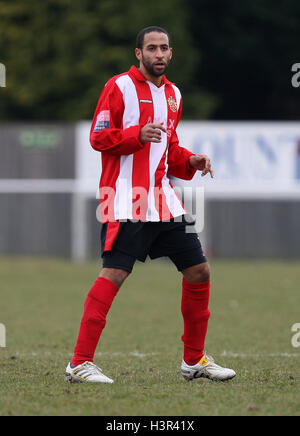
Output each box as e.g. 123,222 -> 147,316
136,32 -> 172,78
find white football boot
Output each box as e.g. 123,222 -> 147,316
181,354 -> 236,382
65,361 -> 114,383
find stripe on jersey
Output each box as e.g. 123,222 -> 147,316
132,81 -> 153,221
98,83 -> 125,223
161,84 -> 186,219
145,81 -> 169,221
114,75 -> 140,220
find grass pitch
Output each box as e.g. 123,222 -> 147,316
0,257 -> 300,416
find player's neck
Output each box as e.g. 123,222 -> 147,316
139,66 -> 163,87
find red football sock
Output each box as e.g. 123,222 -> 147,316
71,277 -> 119,366
181,277 -> 211,366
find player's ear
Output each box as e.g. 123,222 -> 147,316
135,48 -> 142,62
169,47 -> 173,60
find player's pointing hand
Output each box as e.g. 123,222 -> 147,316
140,122 -> 167,144
189,154 -> 214,178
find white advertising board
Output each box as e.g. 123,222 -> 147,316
177,121 -> 300,180
75,121 -> 300,198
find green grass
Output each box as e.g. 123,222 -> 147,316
0,257 -> 300,416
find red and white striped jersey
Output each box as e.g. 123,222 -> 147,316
90,65 -> 196,223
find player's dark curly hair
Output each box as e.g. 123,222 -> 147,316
136,26 -> 170,49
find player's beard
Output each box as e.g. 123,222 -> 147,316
141,53 -> 170,77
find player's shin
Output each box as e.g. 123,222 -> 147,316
181,278 -> 210,365
71,277 -> 119,366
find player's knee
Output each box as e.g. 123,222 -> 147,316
182,262 -> 210,283
99,268 -> 130,288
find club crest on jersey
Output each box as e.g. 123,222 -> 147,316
168,96 -> 177,113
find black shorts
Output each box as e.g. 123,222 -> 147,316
101,215 -> 207,273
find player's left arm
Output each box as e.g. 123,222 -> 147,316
167,100 -> 214,180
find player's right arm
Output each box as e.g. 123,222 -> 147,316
90,78 -> 144,155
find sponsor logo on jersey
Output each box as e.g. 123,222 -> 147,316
94,110 -> 110,132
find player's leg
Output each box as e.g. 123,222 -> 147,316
176,259 -> 236,382
66,250 -> 136,383
181,261 -> 210,283
180,262 -> 211,365
99,267 -> 130,288
71,267 -> 130,367
67,218 -> 155,383
148,217 -> 210,366
159,217 -> 235,381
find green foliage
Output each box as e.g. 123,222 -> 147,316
189,0 -> 300,120
0,0 -> 299,120
0,0 -> 214,120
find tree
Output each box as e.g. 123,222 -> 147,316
0,0 -> 216,121
188,0 -> 300,120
